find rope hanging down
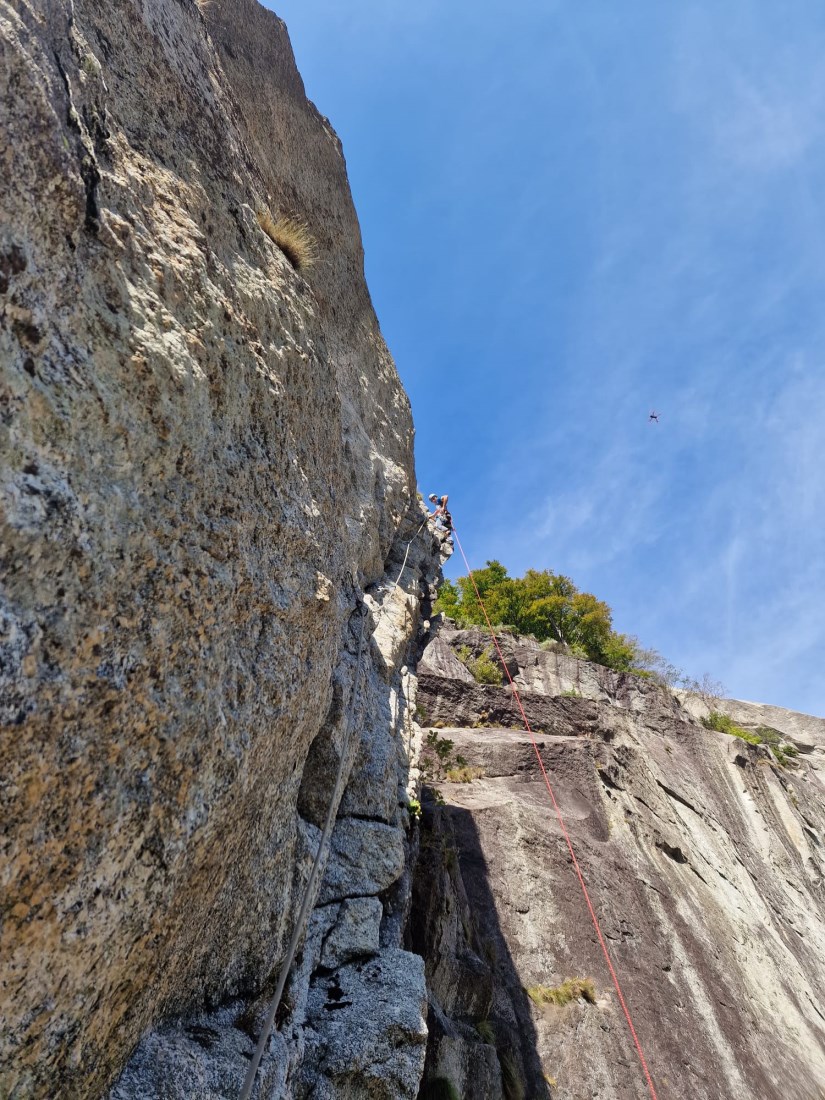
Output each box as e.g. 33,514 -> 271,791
450,524 -> 660,1100
388,516 -> 430,592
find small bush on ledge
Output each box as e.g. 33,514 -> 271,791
455,644 -> 503,685
702,711 -> 759,742
257,210 -> 318,271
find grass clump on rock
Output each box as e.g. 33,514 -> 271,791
475,1017 -> 495,1044
420,1076 -> 461,1100
445,764 -> 485,783
702,712 -> 799,767
422,731 -> 485,784
526,977 -> 597,1007
256,210 -> 317,271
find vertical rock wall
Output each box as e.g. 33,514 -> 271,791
0,0 -> 420,1095
111,520 -> 443,1099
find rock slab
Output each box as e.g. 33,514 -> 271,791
414,626 -> 825,1100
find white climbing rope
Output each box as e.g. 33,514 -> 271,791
388,515 -> 430,592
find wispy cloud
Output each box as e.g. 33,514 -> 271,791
674,5 -> 825,175
271,0 -> 825,713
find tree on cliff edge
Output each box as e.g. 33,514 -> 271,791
435,561 -> 646,673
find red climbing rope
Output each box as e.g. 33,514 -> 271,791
449,525 -> 660,1100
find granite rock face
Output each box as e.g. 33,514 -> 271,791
296,950 -> 428,1100
111,526 -> 438,1100
0,0 -> 427,1095
414,624 -> 825,1100
317,897 -> 383,969
7,2 -> 824,1099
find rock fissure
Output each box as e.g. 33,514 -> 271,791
655,779 -> 705,817
51,46 -> 102,233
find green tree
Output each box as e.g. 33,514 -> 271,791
433,560 -> 666,676
433,579 -> 462,620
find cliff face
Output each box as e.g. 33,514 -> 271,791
0,0 -> 426,1095
110,525 -> 441,1099
413,626 -> 825,1100
5,2 -> 825,1099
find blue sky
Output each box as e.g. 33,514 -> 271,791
268,1 -> 825,716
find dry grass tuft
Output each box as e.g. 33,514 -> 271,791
526,977 -> 597,1007
475,1018 -> 495,1044
445,765 -> 485,784
257,211 -> 318,272
195,0 -> 213,13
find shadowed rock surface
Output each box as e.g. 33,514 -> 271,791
413,623 -> 825,1100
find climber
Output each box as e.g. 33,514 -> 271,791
649,411 -> 660,423
428,493 -> 453,542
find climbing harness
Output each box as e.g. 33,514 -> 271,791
451,524 -> 660,1100
240,509 -> 431,1099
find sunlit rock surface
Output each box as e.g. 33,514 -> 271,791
5,0 -> 825,1097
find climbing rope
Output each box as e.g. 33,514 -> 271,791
450,524 -> 660,1100
240,510 -> 430,1099
388,515 -> 431,592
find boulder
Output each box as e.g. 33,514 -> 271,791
319,897 -> 383,969
298,949 -> 428,1099
319,818 -> 406,904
